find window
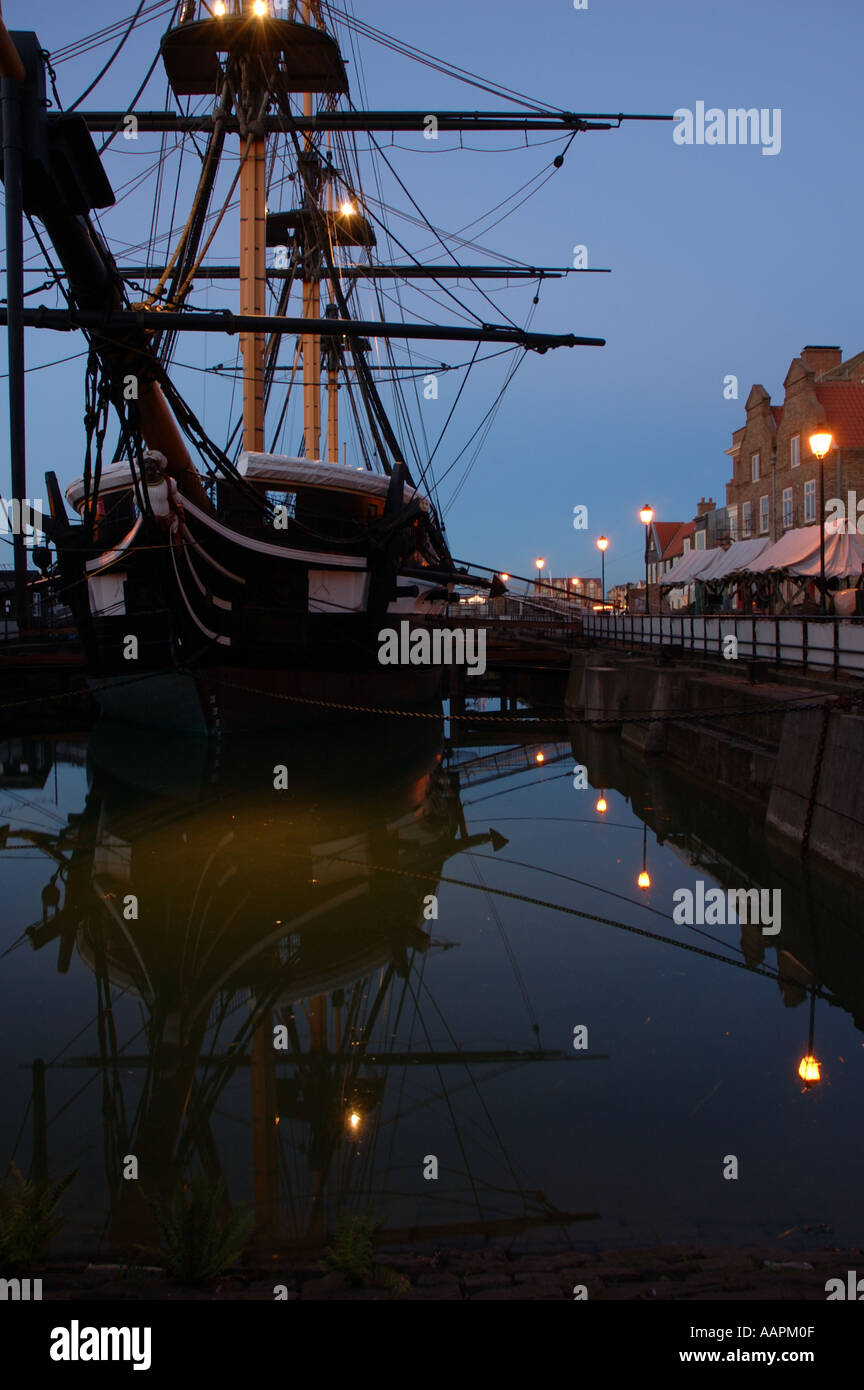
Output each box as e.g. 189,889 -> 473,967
782,487 -> 793,529
752,452 -> 761,481
804,478 -> 816,523
695,530 -> 706,549
683,537 -> 691,553
759,494 -> 769,533
790,434 -> 800,468
742,501 -> 752,537
727,506 -> 738,540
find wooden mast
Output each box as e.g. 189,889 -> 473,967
301,0 -> 321,460
239,133 -> 266,452
238,2 -> 267,453
325,134 -> 340,464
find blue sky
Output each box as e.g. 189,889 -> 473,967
4,0 -> 864,588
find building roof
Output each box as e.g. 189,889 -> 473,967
661,519 -> 697,561
813,383 -> 864,448
820,349 -> 864,383
650,521 -> 682,556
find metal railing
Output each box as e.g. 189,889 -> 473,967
582,612 -> 864,679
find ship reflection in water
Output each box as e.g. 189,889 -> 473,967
2,711 -> 864,1257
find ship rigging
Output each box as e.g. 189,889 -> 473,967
0,1 -> 673,731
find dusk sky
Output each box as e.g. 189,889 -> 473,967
4,0 -> 863,588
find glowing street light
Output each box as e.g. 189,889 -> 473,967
596,535 -> 609,606
639,505 -> 654,617
637,869 -> 651,890
809,431 -> 833,460
499,572 -> 510,583
595,794 -> 607,814
809,429 -> 834,615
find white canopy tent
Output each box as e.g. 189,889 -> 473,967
749,526 -> 864,578
660,538 -> 770,587
660,549 -> 716,586
697,537 -> 771,581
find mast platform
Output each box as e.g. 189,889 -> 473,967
160,17 -> 349,98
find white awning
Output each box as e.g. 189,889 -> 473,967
660,549 -> 715,586
698,537 -> 771,580
750,526 -> 864,578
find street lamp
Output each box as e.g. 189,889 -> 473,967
597,535 -> 609,607
535,556 -> 546,596
639,506 -> 654,617
809,430 -> 833,616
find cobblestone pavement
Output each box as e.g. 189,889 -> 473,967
40,1244 -> 858,1300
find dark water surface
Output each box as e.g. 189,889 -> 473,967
1,701 -> 862,1257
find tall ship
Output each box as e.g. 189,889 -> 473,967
0,1 -> 664,733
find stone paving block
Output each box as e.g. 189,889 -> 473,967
473,1286 -> 557,1300
464,1272 -> 513,1292
414,1271 -> 462,1290
402,1286 -> 464,1300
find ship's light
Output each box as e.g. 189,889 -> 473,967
340,200 -> 356,216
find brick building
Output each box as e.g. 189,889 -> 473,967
724,345 -> 864,542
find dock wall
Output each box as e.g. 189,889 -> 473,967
566,649 -> 864,881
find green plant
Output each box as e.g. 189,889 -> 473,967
148,1171 -> 253,1286
319,1211 -> 409,1295
0,1162 -> 76,1269
320,1211 -> 380,1286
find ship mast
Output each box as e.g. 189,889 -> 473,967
159,1 -> 350,458
300,0 -> 322,461
238,11 -> 267,454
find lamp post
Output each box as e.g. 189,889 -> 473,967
597,536 -> 609,607
535,556 -> 546,597
809,430 -> 833,616
639,506 -> 654,617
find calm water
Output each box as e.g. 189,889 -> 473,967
1,698 -> 862,1257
